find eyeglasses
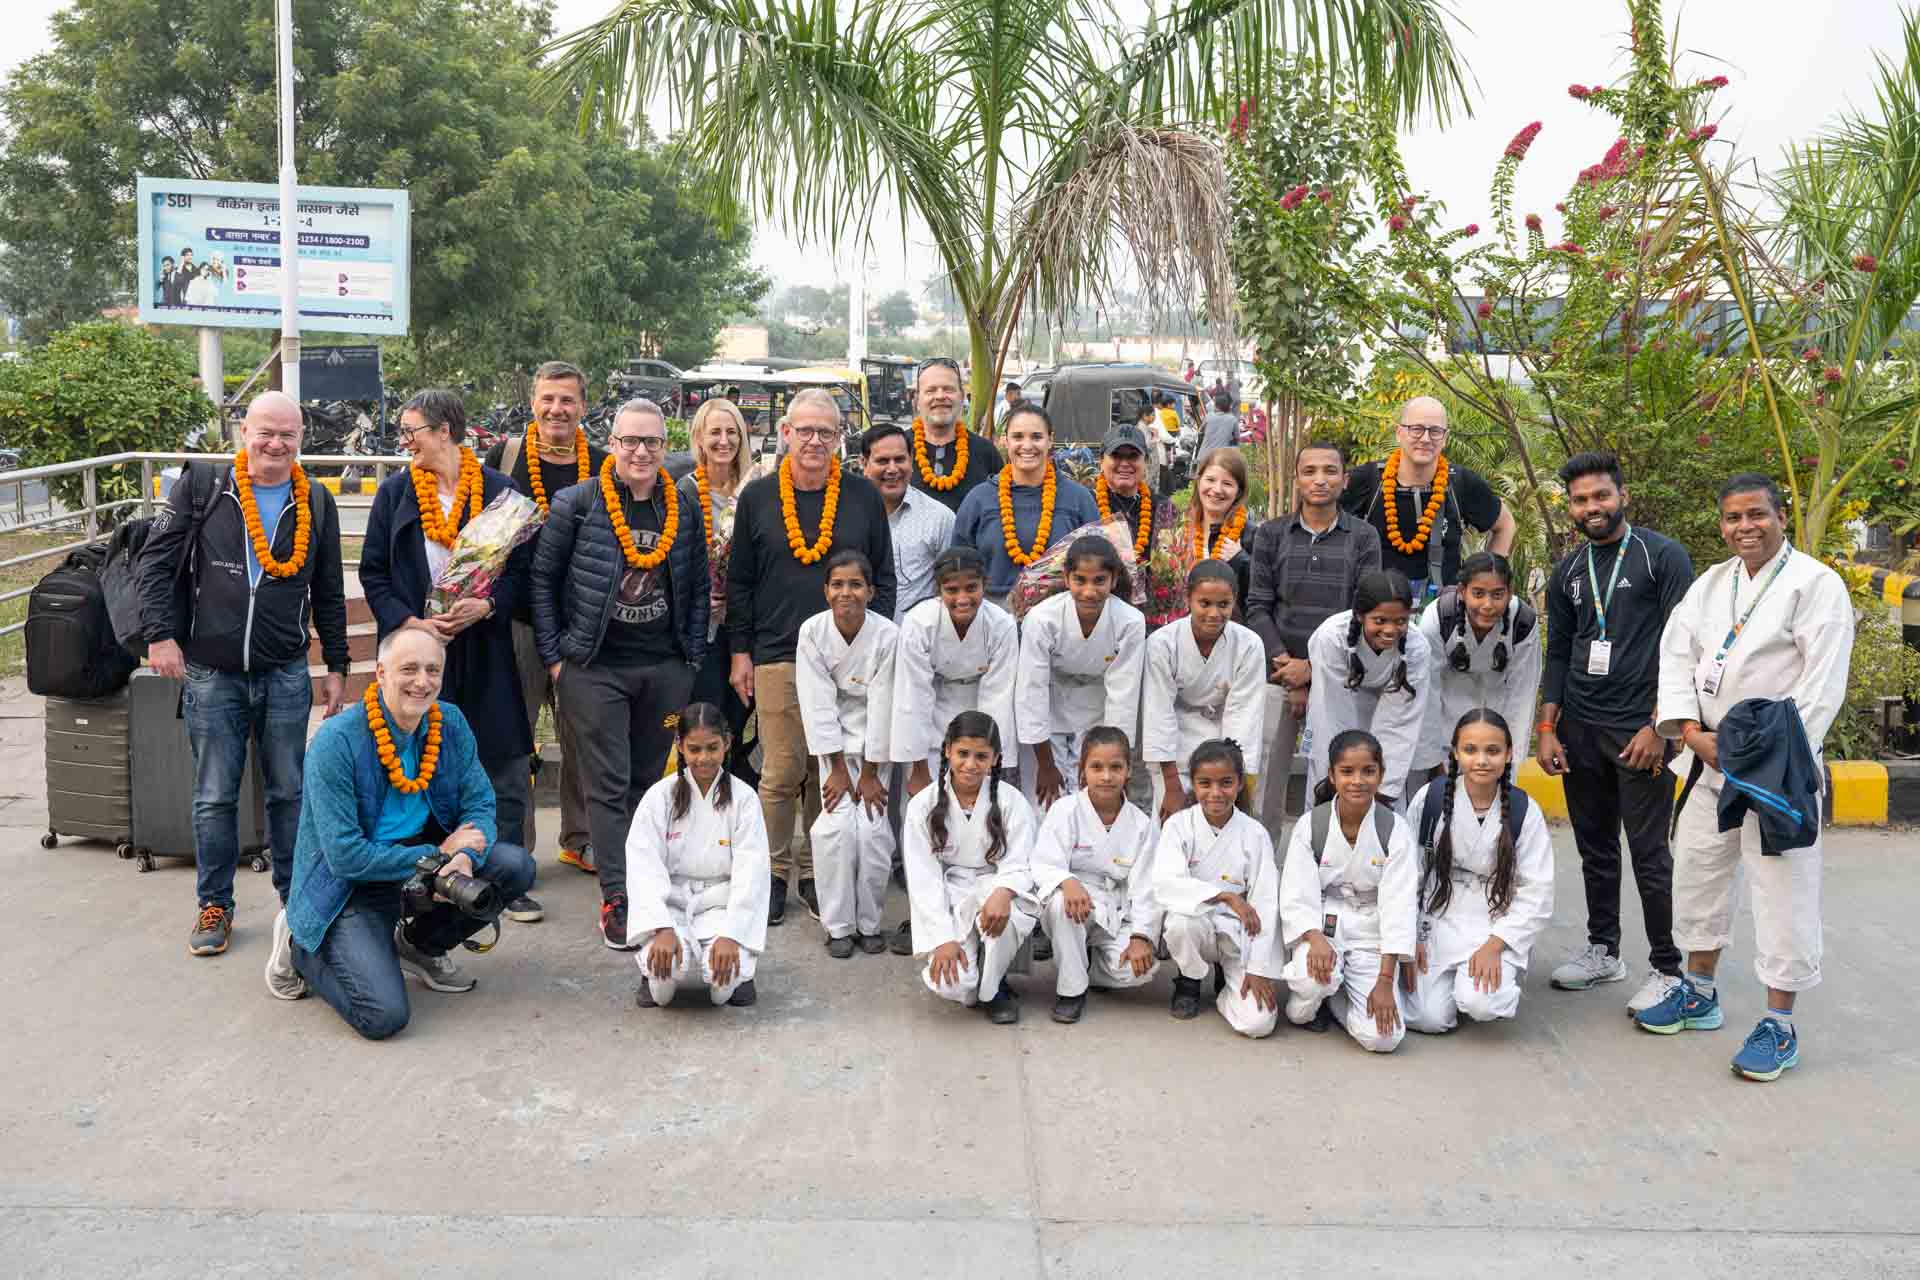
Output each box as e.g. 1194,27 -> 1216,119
610,433 -> 668,453
787,425 -> 837,442
396,423 -> 444,442
1400,424 -> 1448,440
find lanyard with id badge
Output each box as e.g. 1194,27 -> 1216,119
1584,527 -> 1633,676
1702,550 -> 1790,696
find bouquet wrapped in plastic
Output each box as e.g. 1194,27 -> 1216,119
427,488 -> 547,616
1139,514 -> 1200,628
1007,517 -> 1139,622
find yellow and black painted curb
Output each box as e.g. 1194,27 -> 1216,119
1840,561 -> 1920,651
1515,759 -> 1905,827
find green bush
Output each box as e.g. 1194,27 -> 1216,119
1825,582 -> 1920,760
0,320 -> 211,521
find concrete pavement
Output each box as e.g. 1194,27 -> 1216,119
0,685 -> 1915,1277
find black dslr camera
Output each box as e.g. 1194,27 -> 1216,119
400,850 -> 503,921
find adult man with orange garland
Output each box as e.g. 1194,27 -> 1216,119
729,389 -> 896,926
138,391 -> 350,959
1340,396 -> 1515,604
908,357 -> 1002,513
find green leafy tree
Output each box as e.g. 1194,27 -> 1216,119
875,289 -> 918,334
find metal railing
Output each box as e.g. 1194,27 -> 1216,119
0,450 -> 406,638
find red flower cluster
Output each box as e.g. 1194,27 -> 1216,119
1854,254 -> 1879,272
1525,212 -> 1543,231
1388,214 -> 1409,233
1316,189 -> 1333,205
1278,184 -> 1312,210
1476,300 -> 1493,319
1229,97 -> 1256,143
1504,121 -> 1543,161
1568,84 -> 1596,100
1893,457 -> 1910,472
1597,205 -> 1619,221
1604,268 -> 1624,283
1578,138 -> 1633,186
1697,75 -> 1730,89
1554,241 -> 1585,254
1402,195 -> 1420,211
1463,223 -> 1480,236
1687,124 -> 1718,143
1555,202 -> 1568,214
1803,346 -> 1822,362
1823,366 -> 1843,384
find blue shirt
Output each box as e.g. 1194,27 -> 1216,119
243,479 -> 293,586
952,469 -> 1101,597
371,719 -> 432,841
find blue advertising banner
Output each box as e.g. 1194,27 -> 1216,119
136,176 -> 411,335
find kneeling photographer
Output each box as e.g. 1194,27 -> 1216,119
265,627 -> 534,1040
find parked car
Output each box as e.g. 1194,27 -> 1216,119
1019,362 -> 1205,491
610,357 -> 686,415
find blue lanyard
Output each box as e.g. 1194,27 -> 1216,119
1583,525 -> 1633,641
1718,549 -> 1790,656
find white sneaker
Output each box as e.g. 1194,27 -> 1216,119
1550,942 -> 1628,990
264,908 -> 308,1001
394,923 -> 476,992
1627,969 -> 1682,1016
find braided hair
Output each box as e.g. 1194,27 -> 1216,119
1310,729 -> 1384,806
1448,553 -> 1516,674
1345,570 -> 1416,696
926,710 -> 1009,864
668,702 -> 734,823
1420,708 -> 1519,918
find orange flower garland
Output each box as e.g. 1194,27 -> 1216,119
998,463 -> 1057,567
412,447 -> 485,548
1193,504 -> 1248,559
1095,473 -> 1152,560
233,449 -> 311,578
524,425 -> 590,514
601,455 -> 679,570
364,684 -> 442,795
780,455 -> 842,564
912,418 -> 967,491
694,465 -> 716,548
1381,449 -> 1448,555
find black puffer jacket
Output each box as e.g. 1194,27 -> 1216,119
530,474 -> 709,668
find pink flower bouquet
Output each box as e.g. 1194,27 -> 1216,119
1007,517 -> 1139,622
428,488 -> 547,616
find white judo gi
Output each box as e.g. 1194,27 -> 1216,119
1277,803 -> 1420,1052
1411,598 -> 1542,774
1655,543 -> 1852,993
1153,806 -> 1282,1038
1014,591 -> 1146,803
796,608 -> 899,941
1403,778 -> 1555,1032
902,779 -> 1040,1005
1141,617 -> 1266,811
1302,610 -> 1433,807
891,597 -> 1020,772
1031,790 -> 1161,996
624,771 -> 772,1006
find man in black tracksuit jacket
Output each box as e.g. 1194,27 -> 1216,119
136,392 -> 350,957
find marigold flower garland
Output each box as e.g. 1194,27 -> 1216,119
233,449 -> 311,578
1095,473 -> 1152,560
524,425 -> 589,514
912,418 -> 966,490
780,456 -> 841,564
694,466 -> 716,547
998,463 -> 1057,567
364,684 -> 441,795
1192,504 -> 1247,559
601,455 -> 679,570
412,447 -> 485,548
1381,449 -> 1448,555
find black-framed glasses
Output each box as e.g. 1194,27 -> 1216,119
787,425 -> 837,442
396,423 -> 444,442
610,433 -> 668,453
1400,424 -> 1448,440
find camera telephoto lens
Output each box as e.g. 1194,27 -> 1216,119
439,872 -> 503,920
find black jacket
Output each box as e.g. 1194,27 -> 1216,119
529,474 -> 709,668
135,461 -> 349,675
1713,697 -> 1822,855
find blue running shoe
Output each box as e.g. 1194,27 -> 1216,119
1633,976 -> 1724,1034
1731,1017 -> 1799,1081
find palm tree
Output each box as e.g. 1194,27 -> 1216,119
544,0 -> 1472,423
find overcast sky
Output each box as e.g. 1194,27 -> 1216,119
5,0 -> 1911,299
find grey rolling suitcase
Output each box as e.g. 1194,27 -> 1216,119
43,688 -> 133,852
122,670 -> 269,874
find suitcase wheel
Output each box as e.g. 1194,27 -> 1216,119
40,832 -> 57,849
115,842 -> 133,860
135,850 -> 155,873
249,854 -> 269,873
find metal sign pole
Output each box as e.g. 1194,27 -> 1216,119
197,328 -> 226,440
276,0 -> 301,404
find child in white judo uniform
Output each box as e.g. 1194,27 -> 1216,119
796,549 -> 898,959
1410,553 -> 1541,797
626,703 -> 772,1009
1154,738 -> 1281,1037
1015,534 -> 1146,809
1303,569 -> 1432,808
1402,709 -> 1555,1032
1030,726 -> 1159,1024
1640,473 -> 1853,1081
1142,561 -> 1266,822
1279,729 -> 1419,1052
892,546 -> 1020,798
902,709 -> 1040,1024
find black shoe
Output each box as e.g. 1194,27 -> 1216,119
857,932 -> 887,955
727,979 -> 758,1007
600,895 -> 635,951
507,894 -> 543,923
1052,993 -> 1086,1024
984,983 -> 1020,1025
635,983 -> 658,1009
768,878 -> 788,927
1032,932 -> 1053,962
797,878 -> 821,920
827,934 -> 855,959
1170,976 -> 1204,1020
1301,1001 -> 1336,1033
888,920 -> 914,955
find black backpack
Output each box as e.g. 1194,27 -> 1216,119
1306,799 -> 1397,863
1415,778 -> 1531,852
25,542 -> 136,698
96,463 -> 223,658
1433,586 -> 1536,672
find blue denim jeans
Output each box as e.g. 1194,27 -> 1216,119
182,657 -> 311,909
290,842 -> 535,1041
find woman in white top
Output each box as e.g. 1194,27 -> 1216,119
625,703 -> 772,1009
1015,534 -> 1146,808
1411,552 -> 1541,794
1403,709 -> 1555,1032
796,549 -> 898,958
1303,569 -> 1432,808
901,710 -> 1039,1024
892,545 -> 1019,796
1141,560 -> 1266,822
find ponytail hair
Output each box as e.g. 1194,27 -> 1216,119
668,702 -> 734,823
1450,552 -> 1517,674
1420,708 -> 1519,917
1077,725 -> 1133,788
926,710 -> 1009,864
1187,736 -> 1246,785
1064,534 -> 1132,601
1345,570 -> 1416,697
1310,729 -> 1384,806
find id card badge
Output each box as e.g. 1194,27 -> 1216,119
1323,912 -> 1339,940
1586,640 -> 1613,676
1701,656 -> 1727,697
